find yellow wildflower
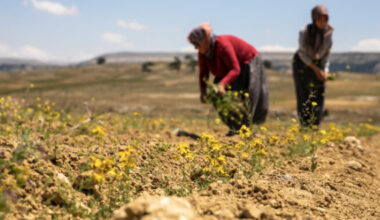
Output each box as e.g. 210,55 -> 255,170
239,125 -> 251,139
178,142 -> 190,155
320,129 -> 327,135
303,134 -> 310,141
217,155 -> 226,164
269,135 -> 280,145
90,156 -> 103,170
107,168 -> 117,176
91,125 -> 105,136
93,173 -> 105,182
258,148 -> 267,155
320,138 -> 327,144
252,139 -> 263,147
211,144 -> 222,151
202,167 -> 211,173
215,118 -> 221,124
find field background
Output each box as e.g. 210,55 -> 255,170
1,63 -> 379,123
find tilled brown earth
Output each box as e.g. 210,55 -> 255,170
114,134 -> 380,220
1,127 -> 379,220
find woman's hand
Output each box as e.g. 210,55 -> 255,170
217,83 -> 226,96
309,64 -> 327,83
316,70 -> 328,83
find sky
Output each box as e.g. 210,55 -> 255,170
1,0 -> 380,63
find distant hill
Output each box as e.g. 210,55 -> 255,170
260,52 -> 380,74
1,52 -> 380,74
78,52 -> 191,66
329,53 -> 380,73
84,51 -> 380,74
0,58 -> 61,72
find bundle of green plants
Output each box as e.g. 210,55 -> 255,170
205,82 -> 251,130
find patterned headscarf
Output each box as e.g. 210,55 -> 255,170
187,23 -> 213,47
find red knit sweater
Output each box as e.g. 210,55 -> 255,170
198,35 -> 258,91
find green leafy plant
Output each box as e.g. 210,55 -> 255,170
206,83 -> 251,130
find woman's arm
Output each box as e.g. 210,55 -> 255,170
198,53 -> 209,103
320,35 -> 333,73
298,29 -> 313,66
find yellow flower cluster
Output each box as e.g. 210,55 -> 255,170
118,146 -> 138,171
88,145 -> 137,183
0,96 -> 60,126
122,114 -> 167,131
0,165 -> 29,193
239,125 -> 251,139
150,118 -> 165,129
269,135 -> 280,145
356,122 -> 380,136
0,96 -> 23,122
324,123 -> 344,142
200,133 -> 228,176
177,142 -> 194,161
91,125 -> 106,137
90,156 -> 116,182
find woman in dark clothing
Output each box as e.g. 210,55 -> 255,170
293,5 -> 334,127
187,23 -> 269,135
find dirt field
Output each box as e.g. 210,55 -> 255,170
0,63 -> 379,219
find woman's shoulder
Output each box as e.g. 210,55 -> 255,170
324,24 -> 334,37
216,35 -> 241,41
214,35 -> 233,49
299,26 -> 308,35
215,35 -> 233,43
215,35 -> 249,47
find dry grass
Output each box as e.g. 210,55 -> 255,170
0,64 -> 379,123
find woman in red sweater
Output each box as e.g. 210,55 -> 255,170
188,23 -> 269,135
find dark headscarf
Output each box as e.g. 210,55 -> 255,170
306,5 -> 333,55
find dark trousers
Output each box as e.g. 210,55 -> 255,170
214,54 -> 269,130
292,53 -> 325,127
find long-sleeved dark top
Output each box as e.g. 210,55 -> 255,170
297,25 -> 333,72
